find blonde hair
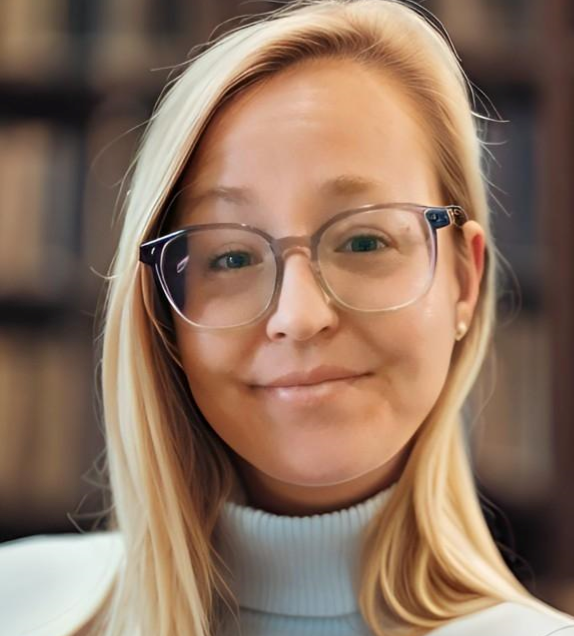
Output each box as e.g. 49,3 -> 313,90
97,1 -> 558,634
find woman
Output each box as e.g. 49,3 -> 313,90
1,1 -> 573,635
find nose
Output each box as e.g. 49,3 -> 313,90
265,252 -> 339,341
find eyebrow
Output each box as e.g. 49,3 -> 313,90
181,174 -> 388,209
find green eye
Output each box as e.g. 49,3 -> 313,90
209,251 -> 254,270
339,235 -> 388,252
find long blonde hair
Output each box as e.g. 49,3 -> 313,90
97,1 -> 555,634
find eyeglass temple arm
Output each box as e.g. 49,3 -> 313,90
140,242 -> 161,267
138,241 -> 176,327
425,206 -> 468,230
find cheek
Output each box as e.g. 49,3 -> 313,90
173,321 -> 254,430
401,236 -> 459,373
367,284 -> 456,415
413,300 -> 456,390
176,331 -> 236,391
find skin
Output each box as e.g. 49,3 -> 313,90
171,58 -> 485,516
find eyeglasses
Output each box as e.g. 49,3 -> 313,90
139,202 -> 468,330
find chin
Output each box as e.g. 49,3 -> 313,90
267,456 -> 375,489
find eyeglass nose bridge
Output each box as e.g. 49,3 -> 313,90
267,233 -> 334,308
272,234 -> 316,260
271,234 -> 325,279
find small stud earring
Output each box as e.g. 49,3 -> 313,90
454,320 -> 468,341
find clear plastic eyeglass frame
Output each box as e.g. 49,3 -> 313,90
139,202 -> 469,331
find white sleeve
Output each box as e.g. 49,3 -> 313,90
430,600 -> 574,636
0,531 -> 123,636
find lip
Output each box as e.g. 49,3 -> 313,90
255,365 -> 368,388
254,374 -> 368,407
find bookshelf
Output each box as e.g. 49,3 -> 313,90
0,0 -> 572,612
429,0 -> 574,610
536,0 -> 574,606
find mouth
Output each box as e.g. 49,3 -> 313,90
253,373 -> 370,406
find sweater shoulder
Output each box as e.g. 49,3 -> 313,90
0,531 -> 123,636
431,600 -> 574,636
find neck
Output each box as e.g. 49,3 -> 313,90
229,443 -> 411,516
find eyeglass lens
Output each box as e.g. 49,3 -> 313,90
160,207 -> 434,328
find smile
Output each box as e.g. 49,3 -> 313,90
254,374 -> 368,407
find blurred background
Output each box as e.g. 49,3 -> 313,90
0,0 -> 572,615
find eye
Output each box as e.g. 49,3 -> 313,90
337,234 -> 389,253
209,250 -> 255,270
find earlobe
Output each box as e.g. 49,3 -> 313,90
454,319 -> 468,341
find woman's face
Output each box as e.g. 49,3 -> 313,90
172,59 -> 485,515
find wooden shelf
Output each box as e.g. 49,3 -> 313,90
0,78 -> 100,122
0,295 -> 98,329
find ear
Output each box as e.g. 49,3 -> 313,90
454,220 -> 486,329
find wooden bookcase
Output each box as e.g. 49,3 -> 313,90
0,0 -> 572,612
429,0 -> 574,610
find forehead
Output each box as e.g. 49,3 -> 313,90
174,58 -> 439,225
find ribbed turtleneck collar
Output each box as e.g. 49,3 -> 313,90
214,481 -> 398,618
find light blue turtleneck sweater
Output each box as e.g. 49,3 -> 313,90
215,482 -> 398,635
